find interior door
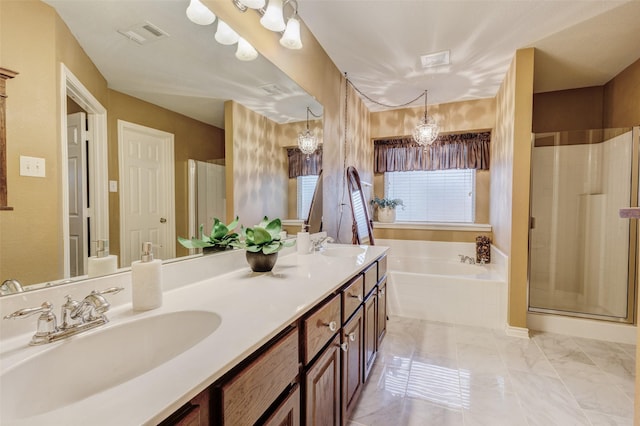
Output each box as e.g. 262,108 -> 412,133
118,120 -> 175,266
67,112 -> 88,276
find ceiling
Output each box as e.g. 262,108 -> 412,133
44,0 -> 322,128
46,0 -> 640,122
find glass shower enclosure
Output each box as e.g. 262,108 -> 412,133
528,127 -> 638,322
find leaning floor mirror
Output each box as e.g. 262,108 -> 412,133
346,166 -> 374,245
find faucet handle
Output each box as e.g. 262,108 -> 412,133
4,301 -> 53,320
97,287 -> 124,296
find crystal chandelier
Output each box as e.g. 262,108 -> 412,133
413,90 -> 439,146
298,107 -> 318,156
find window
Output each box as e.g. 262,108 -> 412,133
385,169 -> 475,222
297,175 -> 319,220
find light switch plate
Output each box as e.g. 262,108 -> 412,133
20,156 -> 46,177
109,180 -> 118,192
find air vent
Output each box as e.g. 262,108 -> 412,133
420,50 -> 450,68
117,21 -> 169,45
260,84 -> 285,96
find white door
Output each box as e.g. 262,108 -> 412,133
67,112 -> 88,276
118,120 -> 175,266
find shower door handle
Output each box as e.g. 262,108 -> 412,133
529,217 -> 535,229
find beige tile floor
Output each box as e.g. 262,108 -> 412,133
349,316 -> 635,426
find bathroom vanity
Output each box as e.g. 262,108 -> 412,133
0,244 -> 388,426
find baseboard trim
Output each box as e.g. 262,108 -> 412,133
505,324 -> 530,339
527,312 -> 636,345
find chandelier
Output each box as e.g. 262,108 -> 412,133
413,90 -> 439,146
298,107 -> 319,156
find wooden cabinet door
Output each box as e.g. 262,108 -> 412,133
377,279 -> 387,347
342,306 -> 364,421
159,387 -> 209,426
305,335 -> 341,426
264,384 -> 301,426
363,290 -> 378,382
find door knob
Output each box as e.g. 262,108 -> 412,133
160,218 -> 167,223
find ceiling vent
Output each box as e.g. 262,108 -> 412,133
420,50 -> 450,68
117,21 -> 169,45
260,84 -> 286,96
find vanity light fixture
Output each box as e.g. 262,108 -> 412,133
232,0 -> 303,50
186,0 -> 216,25
298,107 -> 320,156
236,37 -> 259,61
215,20 -> 240,45
413,90 -> 439,146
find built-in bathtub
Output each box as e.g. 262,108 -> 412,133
378,239 -> 508,329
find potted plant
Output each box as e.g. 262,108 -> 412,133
178,217 -> 239,252
232,217 -> 295,272
370,196 -> 404,223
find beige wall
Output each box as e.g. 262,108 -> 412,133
0,0 -> 108,285
533,86 -> 604,133
604,57 -> 640,128
107,90 -> 224,259
490,48 -> 534,329
226,100 -> 287,228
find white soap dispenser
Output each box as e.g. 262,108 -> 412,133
131,242 -> 163,311
87,239 -> 118,278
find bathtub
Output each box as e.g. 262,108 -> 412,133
378,239 -> 508,329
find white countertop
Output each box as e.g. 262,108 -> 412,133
0,244 -> 388,426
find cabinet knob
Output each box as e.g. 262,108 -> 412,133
325,321 -> 338,332
340,342 -> 348,352
350,293 -> 363,302
378,288 -> 385,296
348,332 -> 356,342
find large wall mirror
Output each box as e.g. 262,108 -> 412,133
0,0 -> 322,294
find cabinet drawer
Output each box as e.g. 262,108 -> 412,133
303,294 -> 341,365
342,275 -> 364,324
363,263 -> 377,297
221,328 -> 299,426
263,384 -> 300,426
377,255 -> 387,281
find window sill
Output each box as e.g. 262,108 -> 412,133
373,222 -> 491,232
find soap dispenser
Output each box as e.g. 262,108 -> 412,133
87,239 -> 118,278
131,242 -> 163,311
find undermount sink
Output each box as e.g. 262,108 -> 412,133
1,310 -> 221,421
321,246 -> 366,258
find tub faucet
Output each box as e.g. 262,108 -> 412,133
1,279 -> 24,295
458,255 -> 475,264
311,236 -> 334,252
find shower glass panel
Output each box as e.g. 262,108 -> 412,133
529,128 -> 636,321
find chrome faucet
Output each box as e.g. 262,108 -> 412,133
3,287 -> 123,345
458,255 -> 475,264
1,279 -> 24,295
311,235 -> 334,252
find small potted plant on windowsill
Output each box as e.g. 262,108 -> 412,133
231,216 -> 295,272
370,196 -> 404,223
178,217 -> 239,253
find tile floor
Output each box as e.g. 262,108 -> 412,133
349,316 -> 636,426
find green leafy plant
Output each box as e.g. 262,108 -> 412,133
370,196 -> 404,210
178,217 -> 239,250
232,216 -> 295,255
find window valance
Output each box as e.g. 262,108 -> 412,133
374,131 -> 491,173
287,146 -> 322,178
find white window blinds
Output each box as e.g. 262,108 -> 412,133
385,169 -> 475,222
297,175 -> 319,220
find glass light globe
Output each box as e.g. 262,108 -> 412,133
186,0 -> 216,25
280,17 -> 302,50
239,0 -> 266,9
260,0 -> 286,32
215,20 -> 239,45
236,37 -> 258,61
